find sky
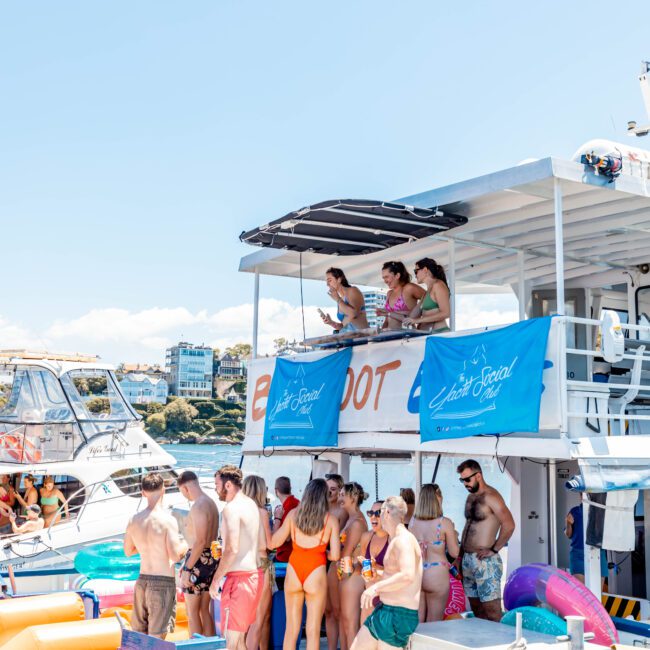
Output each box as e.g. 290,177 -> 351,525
2,1 -> 650,363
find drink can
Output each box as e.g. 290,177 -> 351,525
342,556 -> 353,575
211,540 -> 222,560
361,558 -> 373,580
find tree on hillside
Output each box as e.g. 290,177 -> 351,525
225,343 -> 252,358
273,337 -> 288,353
163,399 -> 198,433
146,412 -> 167,435
146,402 -> 164,415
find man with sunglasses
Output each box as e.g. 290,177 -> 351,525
457,459 -> 514,622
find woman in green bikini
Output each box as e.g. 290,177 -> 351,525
403,258 -> 451,333
40,476 -> 69,527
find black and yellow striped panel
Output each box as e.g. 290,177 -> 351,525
602,594 -> 642,621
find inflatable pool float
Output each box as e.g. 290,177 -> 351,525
501,606 -> 566,636
504,563 -> 618,646
0,616 -> 121,650
74,541 -> 140,581
0,592 -> 85,647
77,577 -> 136,609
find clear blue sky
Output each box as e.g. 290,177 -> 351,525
2,1 -> 649,362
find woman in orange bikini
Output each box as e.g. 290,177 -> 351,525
271,479 -> 340,650
337,482 -> 368,650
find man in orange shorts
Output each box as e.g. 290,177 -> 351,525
209,465 -> 264,650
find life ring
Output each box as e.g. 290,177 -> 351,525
504,563 -> 618,646
444,574 -> 467,618
0,433 -> 42,463
74,542 -> 141,581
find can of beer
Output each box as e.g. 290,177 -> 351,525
342,556 -> 353,575
361,558 -> 373,580
211,539 -> 222,560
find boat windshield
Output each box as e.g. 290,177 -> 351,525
60,369 -> 137,437
0,365 -> 82,464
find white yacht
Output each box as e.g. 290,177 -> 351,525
0,350 -> 192,592
237,138 -> 650,647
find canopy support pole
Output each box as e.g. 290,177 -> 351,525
414,451 -> 423,498
548,459 -> 558,567
252,270 -> 260,358
554,179 -> 565,315
583,495 -> 602,600
517,251 -> 526,321
448,240 -> 456,331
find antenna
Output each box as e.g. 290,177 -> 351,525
627,61 -> 650,137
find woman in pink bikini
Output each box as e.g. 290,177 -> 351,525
377,261 -> 425,330
409,483 -> 460,622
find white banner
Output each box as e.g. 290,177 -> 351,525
246,320 -> 562,439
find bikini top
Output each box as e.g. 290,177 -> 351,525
385,290 -> 408,313
418,517 -> 445,553
365,532 -> 390,567
421,292 -> 439,312
41,495 -> 59,506
337,294 -> 366,322
291,513 -> 330,553
0,493 -> 9,503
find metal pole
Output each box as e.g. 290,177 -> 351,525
414,451 -> 423,498
554,178 -> 565,315
548,459 -> 558,567
565,615 -> 585,650
448,239 -> 456,331
252,270 -> 260,359
517,251 -> 526,321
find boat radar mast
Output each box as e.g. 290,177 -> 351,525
627,61 -> 650,137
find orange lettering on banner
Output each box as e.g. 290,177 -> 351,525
373,360 -> 401,410
340,368 -> 354,411
353,365 -> 373,410
252,374 -> 271,421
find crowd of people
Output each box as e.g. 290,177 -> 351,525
0,473 -> 68,535
124,458 -> 516,650
319,257 -> 451,334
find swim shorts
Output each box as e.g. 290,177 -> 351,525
462,552 -> 503,603
182,548 -> 218,595
132,574 -> 176,636
569,549 -> 609,577
220,569 -> 264,634
364,603 -> 419,649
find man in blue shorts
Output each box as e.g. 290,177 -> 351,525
458,459 -> 515,622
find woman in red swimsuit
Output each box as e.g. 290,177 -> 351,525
377,261 -> 425,330
271,479 -> 340,650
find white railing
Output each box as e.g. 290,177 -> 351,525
562,314 -> 650,437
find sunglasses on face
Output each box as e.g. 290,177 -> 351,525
459,471 -> 479,483
366,509 -> 381,517
413,267 -> 421,273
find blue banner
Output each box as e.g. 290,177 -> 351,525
264,347 -> 352,447
420,317 -> 552,440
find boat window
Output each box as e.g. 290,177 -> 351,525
636,286 -> 650,334
110,466 -> 180,498
0,473 -> 86,539
61,369 -> 136,436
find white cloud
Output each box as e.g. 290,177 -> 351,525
0,293 -> 521,364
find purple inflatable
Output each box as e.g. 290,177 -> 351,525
504,563 -> 618,647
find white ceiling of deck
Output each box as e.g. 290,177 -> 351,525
239,157 -> 650,292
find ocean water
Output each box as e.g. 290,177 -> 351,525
164,443 -> 511,534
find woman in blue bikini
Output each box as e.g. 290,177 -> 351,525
409,484 -> 460,622
320,268 -> 369,333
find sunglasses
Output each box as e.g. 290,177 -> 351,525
413,267 -> 421,273
366,509 -> 382,517
459,471 -> 479,483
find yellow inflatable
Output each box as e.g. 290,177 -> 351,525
0,617 -> 121,650
0,593 -> 85,646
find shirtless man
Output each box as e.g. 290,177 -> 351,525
124,473 -> 188,639
9,505 -> 44,534
457,459 -> 515,622
325,472 -> 349,650
177,470 -> 219,637
209,465 -> 263,650
351,496 -> 422,650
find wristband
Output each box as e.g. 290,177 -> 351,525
490,545 -> 498,554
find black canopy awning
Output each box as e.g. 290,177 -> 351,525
239,199 -> 467,256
